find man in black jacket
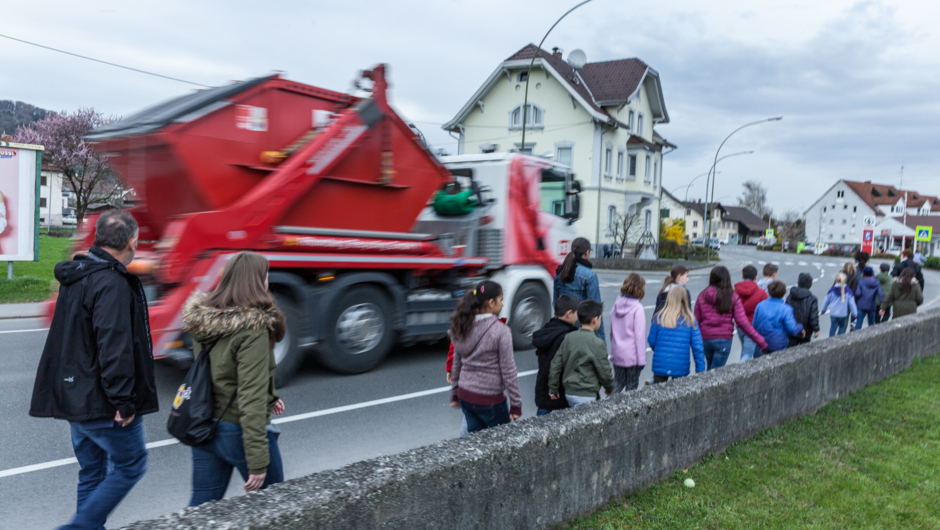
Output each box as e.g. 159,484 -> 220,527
532,294 -> 579,415
786,272 -> 820,347
892,249 -> 925,294
30,210 -> 156,530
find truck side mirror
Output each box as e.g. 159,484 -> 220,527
564,179 -> 582,223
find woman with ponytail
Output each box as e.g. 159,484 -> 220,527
553,237 -> 605,340
653,265 -> 691,314
450,281 -> 523,433
694,265 -> 767,369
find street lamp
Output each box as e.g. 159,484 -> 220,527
696,150 -> 753,201
520,0 -> 594,151
704,117 -> 782,262
683,172 -> 715,202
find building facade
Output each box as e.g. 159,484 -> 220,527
443,45 -> 674,254
39,165 -> 71,227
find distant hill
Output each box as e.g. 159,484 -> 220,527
0,100 -> 53,136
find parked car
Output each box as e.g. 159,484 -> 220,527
62,215 -> 77,227
691,238 -> 721,251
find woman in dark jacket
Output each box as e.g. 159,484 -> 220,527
553,237 -> 604,339
182,251 -> 287,506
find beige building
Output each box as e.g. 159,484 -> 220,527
443,45 -> 674,254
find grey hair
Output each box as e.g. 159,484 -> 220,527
94,210 -> 139,249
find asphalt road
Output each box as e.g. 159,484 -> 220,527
2,246 -> 938,528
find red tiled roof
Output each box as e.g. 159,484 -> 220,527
843,180 -> 940,209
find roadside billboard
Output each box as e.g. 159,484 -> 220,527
0,142 -> 42,261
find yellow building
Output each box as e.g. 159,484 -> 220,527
443,45 -> 674,254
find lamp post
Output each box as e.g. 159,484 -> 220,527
684,150 -> 754,202
683,172 -> 713,202
704,118 -> 782,262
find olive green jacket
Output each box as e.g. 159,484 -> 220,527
548,328 -> 614,398
881,280 -> 924,319
183,293 -> 285,475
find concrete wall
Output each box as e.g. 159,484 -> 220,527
122,310 -> 940,530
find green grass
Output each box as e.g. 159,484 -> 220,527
0,235 -> 74,303
567,355 -> 940,529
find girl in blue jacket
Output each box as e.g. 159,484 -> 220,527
648,287 -> 706,383
820,272 -> 858,336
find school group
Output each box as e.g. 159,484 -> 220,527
446,238 -> 926,435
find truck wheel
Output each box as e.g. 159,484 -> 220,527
509,282 -> 551,350
318,285 -> 395,374
273,293 -> 305,387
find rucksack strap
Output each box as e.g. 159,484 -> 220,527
200,339 -> 238,423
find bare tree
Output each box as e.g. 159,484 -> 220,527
775,209 -> 805,244
15,108 -> 120,227
611,210 -> 641,254
738,180 -> 771,217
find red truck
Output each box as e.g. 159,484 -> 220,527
68,65 -> 582,385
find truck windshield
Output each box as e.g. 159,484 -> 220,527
540,168 -> 568,217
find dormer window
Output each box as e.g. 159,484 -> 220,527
518,71 -> 528,82
888,189 -> 896,197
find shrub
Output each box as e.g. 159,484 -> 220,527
925,256 -> 940,270
871,253 -> 895,259
894,255 -> 901,264
824,248 -> 845,257
772,245 -> 782,251
659,240 -> 684,259
800,249 -> 815,255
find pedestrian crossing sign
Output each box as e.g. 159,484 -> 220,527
915,226 -> 932,242
765,229 -> 774,238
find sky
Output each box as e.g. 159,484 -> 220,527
3,0 -> 939,216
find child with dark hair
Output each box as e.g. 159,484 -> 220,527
653,265 -> 690,314
734,264 -> 768,361
548,300 -> 614,407
785,273 -> 820,346
531,294 -> 580,416
610,273 -> 647,393
752,280 -> 804,353
756,263 -> 778,293
876,263 -> 893,322
854,266 -> 884,329
450,281 -> 523,433
695,266 -> 767,369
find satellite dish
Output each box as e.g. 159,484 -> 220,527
567,49 -> 587,70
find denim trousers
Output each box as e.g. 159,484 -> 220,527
829,316 -> 848,336
459,399 -> 510,433
63,416 -> 148,530
703,338 -> 733,370
736,329 -> 761,362
857,309 -> 877,329
189,420 -> 284,507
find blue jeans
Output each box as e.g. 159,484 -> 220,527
459,399 -> 510,433
703,338 -> 733,370
829,316 -> 848,336
737,329 -> 761,362
536,409 -> 552,416
63,416 -> 148,530
857,309 -> 877,329
189,421 -> 284,507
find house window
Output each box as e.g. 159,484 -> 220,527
693,220 -> 698,228
637,114 -> 644,136
607,205 -> 617,233
829,234 -> 834,239
841,219 -> 847,225
41,176 -> 47,186
616,151 -> 624,178
686,208 -> 691,216
556,146 -> 573,168
843,205 -> 848,210
479,143 -> 497,154
644,154 -> 651,182
628,110 -> 635,133
853,206 -> 857,212
823,206 -> 827,212
628,154 -> 637,177
40,198 -> 47,208
653,160 -> 658,187
692,232 -> 698,238
518,71 -> 528,82
829,219 -> 834,225
604,148 -> 613,176
509,104 -> 543,129
837,190 -> 844,198
841,234 -> 846,240
644,210 -> 652,231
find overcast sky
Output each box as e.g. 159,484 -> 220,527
4,0 -> 939,215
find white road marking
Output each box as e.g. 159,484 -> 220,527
784,262 -> 794,266
0,328 -> 47,335
799,262 -> 808,266
758,261 -> 767,265
0,369 -> 540,479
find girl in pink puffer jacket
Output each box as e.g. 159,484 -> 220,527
609,273 -> 647,392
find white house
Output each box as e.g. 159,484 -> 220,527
804,179 -> 940,248
443,44 -> 674,254
39,164 -> 71,227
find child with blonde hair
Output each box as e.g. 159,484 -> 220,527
648,287 -> 706,383
820,272 -> 858,336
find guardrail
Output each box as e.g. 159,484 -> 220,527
122,309 -> 940,529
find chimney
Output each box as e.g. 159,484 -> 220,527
552,47 -> 563,59
864,180 -> 871,184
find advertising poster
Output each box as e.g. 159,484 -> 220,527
0,142 -> 41,261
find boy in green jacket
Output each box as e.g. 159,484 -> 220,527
548,300 -> 614,407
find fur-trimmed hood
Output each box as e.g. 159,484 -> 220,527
182,292 -> 286,343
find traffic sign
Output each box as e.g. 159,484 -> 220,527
765,229 -> 774,238
863,215 -> 876,226
915,226 -> 933,242
862,229 -> 874,254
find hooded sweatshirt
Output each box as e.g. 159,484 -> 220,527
855,276 -> 884,311
694,286 -> 768,350
734,280 -> 768,323
450,315 -> 524,417
785,273 -> 819,344
820,284 -> 858,318
609,296 -> 647,368
183,293 -> 285,475
532,317 -> 577,410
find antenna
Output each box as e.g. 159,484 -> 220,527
567,49 -> 587,70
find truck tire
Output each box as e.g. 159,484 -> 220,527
509,282 -> 551,350
273,293 -> 305,387
317,285 -> 395,374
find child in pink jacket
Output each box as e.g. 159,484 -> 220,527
609,273 -> 647,393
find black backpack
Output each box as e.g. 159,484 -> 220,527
166,341 -> 236,447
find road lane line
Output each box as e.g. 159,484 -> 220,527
0,328 -> 48,335
0,369 -> 540,479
